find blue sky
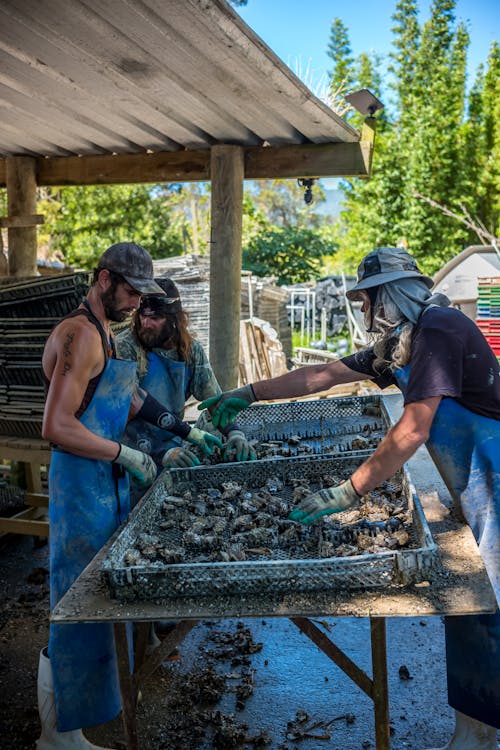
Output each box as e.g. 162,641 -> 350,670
237,0 -> 499,95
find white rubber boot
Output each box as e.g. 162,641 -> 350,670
425,710 -> 498,750
36,648 -> 113,750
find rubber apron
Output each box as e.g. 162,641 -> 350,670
48,356 -> 135,731
125,352 -> 190,459
394,365 -> 500,728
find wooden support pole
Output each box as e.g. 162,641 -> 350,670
209,145 -> 244,390
6,156 -> 38,277
370,617 -> 390,750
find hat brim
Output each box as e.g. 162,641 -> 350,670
346,270 -> 433,300
122,275 -> 166,295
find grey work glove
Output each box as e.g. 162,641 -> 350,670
289,479 -> 361,525
199,384 -> 257,430
114,443 -> 157,488
186,428 -> 223,455
162,447 -> 201,469
222,429 -> 257,462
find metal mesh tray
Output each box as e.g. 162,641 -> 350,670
102,454 -> 438,601
235,396 -> 389,456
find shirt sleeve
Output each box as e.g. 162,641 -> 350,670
341,348 -> 395,389
404,323 -> 463,403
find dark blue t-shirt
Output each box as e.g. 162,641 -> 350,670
341,306 -> 500,421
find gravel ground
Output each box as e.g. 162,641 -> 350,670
1,531 -> 498,750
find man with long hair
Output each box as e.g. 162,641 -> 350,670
116,276 -> 255,495
202,247 -> 500,750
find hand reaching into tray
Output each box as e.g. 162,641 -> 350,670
289,479 -> 361,524
199,384 -> 257,430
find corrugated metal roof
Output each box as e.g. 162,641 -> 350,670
0,0 -> 359,159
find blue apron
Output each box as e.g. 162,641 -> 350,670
48,356 -> 136,731
125,352 -> 191,460
395,365 -> 500,728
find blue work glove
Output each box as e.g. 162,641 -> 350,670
199,384 -> 256,430
222,429 -> 257,462
114,443 -> 157,488
289,479 -> 361,525
162,447 -> 200,469
186,428 -> 223,455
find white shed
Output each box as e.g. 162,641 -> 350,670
433,245 -> 500,320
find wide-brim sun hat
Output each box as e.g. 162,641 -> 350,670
346,247 -> 434,300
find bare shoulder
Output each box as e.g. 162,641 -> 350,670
43,313 -> 104,380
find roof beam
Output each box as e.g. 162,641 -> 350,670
0,141 -> 373,187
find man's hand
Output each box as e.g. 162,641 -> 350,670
222,429 -> 256,462
114,444 -> 157,488
162,447 -> 200,469
186,428 -> 223,455
199,384 -> 256,430
289,479 -> 361,524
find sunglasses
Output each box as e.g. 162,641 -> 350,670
138,295 -> 180,316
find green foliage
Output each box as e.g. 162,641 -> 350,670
329,0 -> 499,275
327,19 -> 355,96
45,184 -> 186,268
242,226 -> 331,285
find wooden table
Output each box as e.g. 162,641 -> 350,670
0,436 -> 50,537
51,394 -> 496,750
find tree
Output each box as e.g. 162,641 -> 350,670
243,226 -> 330,284
328,0 -> 498,276
327,19 -> 355,100
45,184 -> 186,268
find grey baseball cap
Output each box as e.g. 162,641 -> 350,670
97,242 -> 165,295
346,247 -> 433,300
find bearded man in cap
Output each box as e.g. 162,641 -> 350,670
201,247 -> 500,750
116,276 -> 255,498
37,243 -> 221,750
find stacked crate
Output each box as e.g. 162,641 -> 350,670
0,273 -> 91,438
476,277 -> 500,362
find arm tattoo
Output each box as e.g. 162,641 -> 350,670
61,332 -> 75,377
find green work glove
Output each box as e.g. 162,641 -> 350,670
114,443 -> 157,488
161,447 -> 201,469
222,429 -> 257,462
199,384 -> 256,430
289,479 -> 361,525
186,428 -> 223,455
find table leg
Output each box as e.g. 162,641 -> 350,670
370,617 -> 390,750
290,616 -> 391,750
114,622 -> 138,750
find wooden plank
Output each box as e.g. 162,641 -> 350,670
0,141 -> 371,187
0,509 -> 49,537
24,492 -> 49,508
0,214 -> 45,228
239,320 -> 253,386
0,447 -> 51,463
245,141 -> 373,179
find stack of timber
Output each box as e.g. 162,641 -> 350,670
241,275 -> 291,361
239,319 -> 288,385
476,277 -> 500,362
153,255 -> 210,351
0,272 -> 91,438
152,257 -> 292,361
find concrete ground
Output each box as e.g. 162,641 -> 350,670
0,532 -> 466,750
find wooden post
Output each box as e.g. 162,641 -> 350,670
6,156 -> 38,277
209,145 -> 244,390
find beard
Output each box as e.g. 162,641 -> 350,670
137,319 -> 172,349
101,285 -> 132,323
